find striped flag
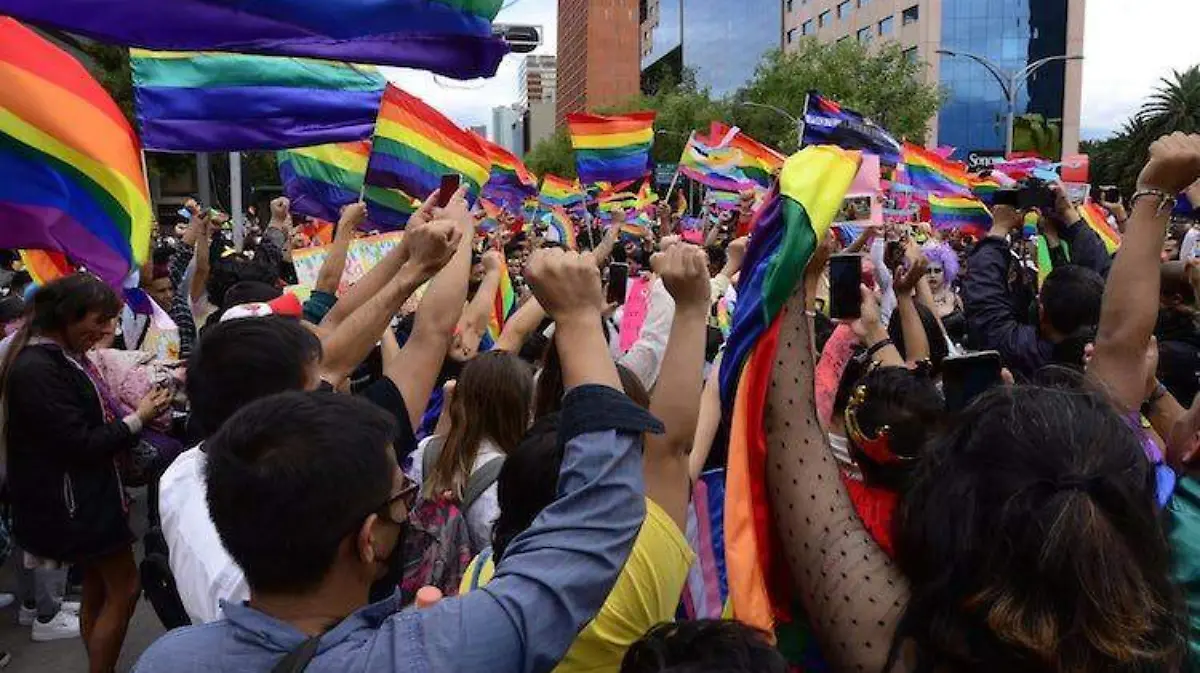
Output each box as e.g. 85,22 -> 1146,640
929,194 -> 992,239
1080,202 -> 1121,254
278,140 -> 412,229
901,142 -> 972,196
568,112 -> 655,185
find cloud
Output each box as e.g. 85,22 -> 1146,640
383,0 -> 558,133
1081,0 -> 1200,138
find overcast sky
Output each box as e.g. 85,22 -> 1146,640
388,0 -> 1197,142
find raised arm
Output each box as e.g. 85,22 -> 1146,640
890,251 -> 931,366
416,248 -> 659,673
494,296 -> 547,353
766,259 -> 910,673
189,212 -> 213,305
454,250 -> 503,357
318,218 -> 460,387
312,203 -> 362,296
645,244 -> 710,530
689,361 -> 723,481
1051,182 -> 1113,278
591,218 -> 619,269
386,191 -> 474,429
1090,133 -> 1200,411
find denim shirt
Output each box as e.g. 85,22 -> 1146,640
133,385 -> 662,673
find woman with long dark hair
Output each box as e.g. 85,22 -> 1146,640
1,274 -> 171,673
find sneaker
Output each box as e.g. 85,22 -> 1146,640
30,611 -> 79,642
59,601 -> 80,616
16,605 -> 34,627
0,594 -> 13,610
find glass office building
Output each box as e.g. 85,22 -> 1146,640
936,0 -> 1069,152
641,0 -> 781,97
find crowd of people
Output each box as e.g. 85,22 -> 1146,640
1,132 -> 1200,673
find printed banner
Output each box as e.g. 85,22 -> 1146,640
290,231 -> 404,294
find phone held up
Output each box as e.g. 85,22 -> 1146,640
437,174 -> 461,208
828,253 -> 863,320
941,350 -> 1003,413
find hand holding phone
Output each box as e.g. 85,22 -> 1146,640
828,253 -> 863,320
437,174 -> 461,208
606,262 -> 630,306
942,351 -> 1003,412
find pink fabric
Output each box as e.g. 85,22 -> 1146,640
815,323 -> 860,429
86,348 -> 179,431
617,276 -> 652,353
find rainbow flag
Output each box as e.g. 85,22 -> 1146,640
477,197 -> 501,232
568,111 -> 655,184
19,249 -> 72,286
929,194 -> 992,239
710,122 -> 785,187
707,190 -> 742,211
131,50 -> 385,152
0,18 -> 151,286
1080,202 -> 1121,254
901,142 -> 971,196
278,140 -> 414,230
969,175 -> 1002,204
718,145 -> 862,634
547,207 -> 577,249
0,0 -> 509,79
539,174 -> 584,207
487,254 -> 516,341
365,85 -> 490,216
679,132 -> 760,193
476,134 -> 536,191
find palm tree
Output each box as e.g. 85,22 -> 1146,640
1137,66 -> 1200,139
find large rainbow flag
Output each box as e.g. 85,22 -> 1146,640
929,194 -> 992,239
477,134 -> 538,215
679,132 -> 761,193
901,142 -> 971,196
1080,202 -> 1121,254
278,140 -> 412,229
710,122 -> 786,187
19,249 -> 72,286
719,145 -> 861,636
131,50 -> 386,152
365,85 -> 491,216
0,0 -> 509,79
0,18 -> 151,286
568,112 -> 656,185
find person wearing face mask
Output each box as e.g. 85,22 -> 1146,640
0,274 -> 172,673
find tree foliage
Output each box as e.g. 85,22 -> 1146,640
526,39 -> 943,176
1087,67 -> 1200,196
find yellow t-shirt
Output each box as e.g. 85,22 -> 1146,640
459,498 -> 695,673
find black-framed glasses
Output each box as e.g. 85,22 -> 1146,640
377,478 -> 420,526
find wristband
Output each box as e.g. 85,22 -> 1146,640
1130,189 -> 1177,218
1142,382 -> 1169,416
864,338 -> 893,361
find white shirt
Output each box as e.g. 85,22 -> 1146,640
158,445 -> 248,624
407,436 -> 504,551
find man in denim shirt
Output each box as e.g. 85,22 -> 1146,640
135,248 -> 661,673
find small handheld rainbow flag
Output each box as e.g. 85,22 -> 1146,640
709,122 -> 785,187
902,142 -> 971,196
487,254 -> 517,341
365,85 -> 490,218
568,111 -> 655,185
1080,202 -> 1121,254
0,18 -> 152,286
929,194 -> 991,239
540,174 -> 584,207
546,207 -> 577,249
679,132 -> 759,193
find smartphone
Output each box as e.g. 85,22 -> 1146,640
437,174 -> 461,208
884,239 -> 904,271
942,351 -> 1004,412
1102,185 -> 1120,203
607,262 -> 630,306
828,253 -> 863,320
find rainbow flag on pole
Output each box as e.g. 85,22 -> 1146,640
0,18 -> 151,286
1080,202 -> 1121,254
487,254 -> 517,341
710,122 -> 785,187
365,85 -> 490,217
131,50 -> 385,152
539,174 -> 584,207
929,194 -> 992,238
278,140 -> 413,229
567,112 -> 655,185
901,142 -> 971,196
0,0 -> 509,79
679,132 -> 761,193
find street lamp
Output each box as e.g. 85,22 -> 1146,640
937,49 -> 1083,156
735,101 -> 803,146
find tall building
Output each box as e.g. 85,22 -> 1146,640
519,54 -> 558,107
556,0 -> 642,126
782,0 -> 1085,158
491,106 -> 524,156
640,0 -> 783,97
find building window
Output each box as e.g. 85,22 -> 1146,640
902,5 -> 919,25
903,46 -> 918,63
819,10 -> 830,27
879,16 -> 894,36
837,1 -> 851,19
802,19 -> 814,36
786,0 -> 793,12
787,27 -> 797,43
857,26 -> 872,43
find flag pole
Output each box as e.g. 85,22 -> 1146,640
663,131 -> 693,205
796,92 -> 812,150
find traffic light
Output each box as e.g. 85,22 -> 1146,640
493,23 -> 541,54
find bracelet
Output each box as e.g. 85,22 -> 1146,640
1130,189 -> 1178,218
1142,382 -> 1169,416
864,338 -> 893,361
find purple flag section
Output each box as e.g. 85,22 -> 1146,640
0,0 -> 509,79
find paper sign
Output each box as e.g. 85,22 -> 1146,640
290,231 -> 404,294
618,276 -> 652,354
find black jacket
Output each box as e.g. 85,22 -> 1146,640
1157,310 -> 1200,406
5,344 -> 137,561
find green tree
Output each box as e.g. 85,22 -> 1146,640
1139,67 -> 1200,139
1012,114 -> 1062,160
524,128 -> 577,178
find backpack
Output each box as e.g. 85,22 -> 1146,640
397,438 -> 504,605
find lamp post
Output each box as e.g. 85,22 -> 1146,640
936,49 -> 1083,156
735,101 -> 803,147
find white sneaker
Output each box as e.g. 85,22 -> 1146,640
0,594 -> 14,610
59,601 -> 80,615
16,606 -> 34,627
30,610 -> 79,642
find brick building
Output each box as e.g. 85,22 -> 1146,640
556,0 -> 642,126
